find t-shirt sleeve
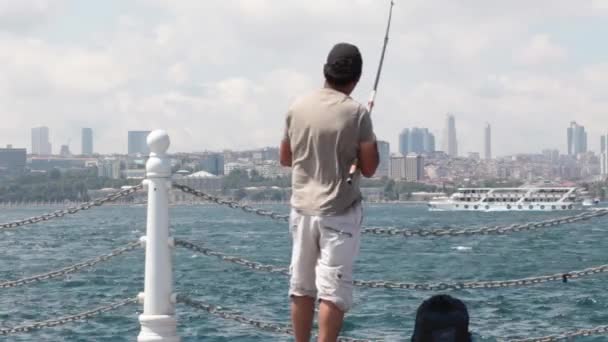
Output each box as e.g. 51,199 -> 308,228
358,108 -> 376,143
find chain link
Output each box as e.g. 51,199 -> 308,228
177,239 -> 608,291
172,184 -> 608,238
172,184 -> 290,222
0,297 -> 137,335
0,184 -> 143,231
177,294 -> 380,342
175,239 -> 289,275
0,241 -> 141,289
505,325 -> 608,342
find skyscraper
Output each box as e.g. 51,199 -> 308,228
82,128 -> 93,155
405,154 -> 424,182
484,123 -> 492,160
376,140 -> 390,177
399,128 -> 435,155
398,129 -> 409,156
601,133 -> 607,154
443,114 -> 458,157
128,131 -> 151,155
567,121 -> 587,155
31,126 -> 52,155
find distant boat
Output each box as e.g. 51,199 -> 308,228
428,187 -> 583,212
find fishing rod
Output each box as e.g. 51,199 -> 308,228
347,0 -> 395,184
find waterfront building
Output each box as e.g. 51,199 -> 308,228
376,140 -> 390,177
31,126 -> 52,155
0,145 -> 26,174
389,156 -> 406,179
98,158 -> 122,179
82,128 -> 93,155
128,131 -> 151,155
405,154 -> 424,182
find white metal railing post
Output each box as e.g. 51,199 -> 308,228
138,130 -> 180,342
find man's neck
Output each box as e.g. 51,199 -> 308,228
324,82 -> 351,95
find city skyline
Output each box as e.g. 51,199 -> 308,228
0,2 -> 606,156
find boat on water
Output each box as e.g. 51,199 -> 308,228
428,187 -> 588,212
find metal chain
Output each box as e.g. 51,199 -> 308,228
177,294 -> 380,342
176,239 -> 608,291
172,184 -> 290,222
175,239 -> 289,275
505,325 -> 608,342
0,241 -> 141,289
0,297 -> 137,335
172,184 -> 608,238
362,209 -> 608,237
0,184 -> 143,231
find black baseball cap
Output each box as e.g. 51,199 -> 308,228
323,42 -> 363,85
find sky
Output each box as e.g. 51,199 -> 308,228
0,0 -> 607,156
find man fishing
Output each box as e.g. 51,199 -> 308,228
279,42 -> 379,342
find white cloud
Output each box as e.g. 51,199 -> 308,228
514,34 -> 567,66
0,1 -> 607,156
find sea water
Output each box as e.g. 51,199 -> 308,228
1,204 -> 607,341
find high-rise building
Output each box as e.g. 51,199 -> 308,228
128,131 -> 151,155
199,153 -> 225,176
376,141 -> 390,177
601,133 -> 607,154
399,129 -> 409,156
0,145 -> 26,174
567,121 -> 587,155
399,128 -> 435,155
405,154 -> 424,182
390,156 -> 406,179
82,128 -> 93,155
484,123 -> 492,160
31,126 -> 52,155
443,114 -> 458,157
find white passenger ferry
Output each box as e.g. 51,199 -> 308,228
428,187 -> 583,212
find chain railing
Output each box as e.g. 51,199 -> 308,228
172,184 -> 608,238
0,184 -> 143,231
176,239 -> 608,290
0,241 -> 141,289
175,239 -> 289,275
173,184 -> 290,221
0,297 -> 137,335
506,325 -> 608,342
177,294 -> 381,342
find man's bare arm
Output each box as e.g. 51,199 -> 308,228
358,141 -> 379,178
280,139 -> 292,167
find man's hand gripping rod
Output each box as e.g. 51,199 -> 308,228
347,0 -> 394,184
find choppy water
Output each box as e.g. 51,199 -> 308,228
1,203 -> 608,341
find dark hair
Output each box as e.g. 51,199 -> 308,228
411,295 -> 472,342
323,43 -> 363,87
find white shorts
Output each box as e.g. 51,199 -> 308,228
288,203 -> 362,312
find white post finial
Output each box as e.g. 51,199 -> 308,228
138,130 -> 180,342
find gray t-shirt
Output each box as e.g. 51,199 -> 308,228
284,87 -> 375,216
